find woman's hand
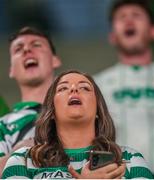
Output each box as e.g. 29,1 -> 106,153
69,162 -> 126,179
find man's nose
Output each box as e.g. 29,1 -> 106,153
125,15 -> 134,25
23,45 -> 31,54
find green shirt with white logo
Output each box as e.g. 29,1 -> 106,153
2,146 -> 153,179
94,63 -> 154,173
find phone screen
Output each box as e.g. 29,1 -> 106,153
89,150 -> 115,170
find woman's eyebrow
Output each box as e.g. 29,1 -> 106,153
57,80 -> 92,87
57,81 -> 69,86
78,81 -> 92,86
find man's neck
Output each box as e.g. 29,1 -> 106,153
20,79 -> 53,104
118,49 -> 152,66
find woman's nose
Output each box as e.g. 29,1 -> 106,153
70,85 -> 78,93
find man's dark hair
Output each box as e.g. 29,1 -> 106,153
109,0 -> 153,24
9,26 -> 56,55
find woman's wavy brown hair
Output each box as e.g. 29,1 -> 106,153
30,70 -> 122,167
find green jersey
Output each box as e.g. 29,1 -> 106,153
94,63 -> 154,172
0,101 -> 41,157
0,96 -> 9,116
2,146 -> 153,179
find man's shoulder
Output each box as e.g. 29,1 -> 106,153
93,64 -> 121,88
149,62 -> 154,69
93,63 -> 120,81
13,101 -> 40,111
0,101 -> 39,124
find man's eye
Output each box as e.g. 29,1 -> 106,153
115,14 -> 126,21
33,42 -> 42,47
14,47 -> 22,53
133,13 -> 142,19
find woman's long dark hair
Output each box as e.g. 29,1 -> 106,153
30,70 -> 122,167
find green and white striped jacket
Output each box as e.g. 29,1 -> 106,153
2,146 -> 153,179
0,102 -> 40,157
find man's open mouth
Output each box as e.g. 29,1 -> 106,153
24,58 -> 38,69
124,29 -> 136,37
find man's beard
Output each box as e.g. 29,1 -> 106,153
115,36 -> 151,56
22,77 -> 44,87
116,44 -> 147,56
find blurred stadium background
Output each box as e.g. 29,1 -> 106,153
0,0 -> 154,107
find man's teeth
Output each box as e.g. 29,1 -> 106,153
25,59 -> 38,67
25,59 -> 37,65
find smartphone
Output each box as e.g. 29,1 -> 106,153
89,150 -> 116,170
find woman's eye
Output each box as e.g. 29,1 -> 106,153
80,86 -> 90,91
57,87 -> 68,92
